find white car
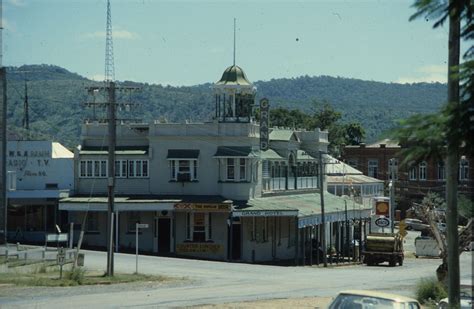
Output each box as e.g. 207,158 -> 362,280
404,218 -> 430,231
438,279 -> 473,308
328,290 -> 421,309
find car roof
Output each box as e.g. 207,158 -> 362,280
338,290 -> 420,303
461,278 -> 472,287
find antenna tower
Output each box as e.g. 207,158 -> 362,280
105,0 -> 115,82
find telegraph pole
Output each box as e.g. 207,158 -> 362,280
0,0 -> 7,245
81,0 -> 139,276
106,81 -> 116,276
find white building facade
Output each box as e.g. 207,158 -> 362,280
7,141 -> 74,243
60,65 -> 370,263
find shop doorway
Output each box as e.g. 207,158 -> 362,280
231,223 -> 241,260
157,218 -> 171,254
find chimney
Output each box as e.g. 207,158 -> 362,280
380,144 -> 386,148
360,143 -> 366,148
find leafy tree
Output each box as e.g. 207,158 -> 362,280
392,0 -> 473,305
344,122 -> 366,145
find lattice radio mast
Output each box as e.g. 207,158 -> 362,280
83,0 -> 139,277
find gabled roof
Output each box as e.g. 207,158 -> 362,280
260,148 -> 284,160
269,129 -> 299,142
325,155 -> 362,175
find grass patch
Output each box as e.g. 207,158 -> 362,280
415,277 -> 447,305
0,268 -> 174,287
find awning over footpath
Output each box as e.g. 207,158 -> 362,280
59,195 -> 231,212
79,145 -> 149,155
233,193 -> 371,228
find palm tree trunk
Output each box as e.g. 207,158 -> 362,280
446,0 -> 461,306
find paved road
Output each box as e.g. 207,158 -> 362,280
1,248 -> 472,308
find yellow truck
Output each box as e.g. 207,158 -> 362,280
362,233 -> 404,267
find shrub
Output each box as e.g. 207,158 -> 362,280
415,277 -> 447,304
66,267 -> 85,285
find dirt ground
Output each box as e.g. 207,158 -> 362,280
192,297 -> 332,308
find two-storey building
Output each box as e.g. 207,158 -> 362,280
342,139 -> 473,211
60,65 -> 371,263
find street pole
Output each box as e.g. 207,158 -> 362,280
106,81 -> 116,276
446,1 -> 461,305
135,222 -> 138,274
0,67 -> 6,245
389,159 -> 395,233
344,200 -> 349,261
318,151 -> 327,267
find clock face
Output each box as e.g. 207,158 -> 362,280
376,202 -> 389,215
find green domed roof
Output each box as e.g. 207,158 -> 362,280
215,65 -> 252,86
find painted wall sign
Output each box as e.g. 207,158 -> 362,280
176,243 -> 223,254
375,217 -> 390,228
174,203 -> 231,212
233,210 -> 298,217
259,98 -> 269,151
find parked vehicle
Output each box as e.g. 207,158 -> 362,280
328,290 -> 421,308
415,236 -> 441,258
404,218 -> 430,231
438,279 -> 473,308
362,233 -> 404,266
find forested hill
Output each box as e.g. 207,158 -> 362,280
6,64 -> 447,147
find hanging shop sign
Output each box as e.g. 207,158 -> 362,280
174,203 -> 231,212
259,98 -> 269,151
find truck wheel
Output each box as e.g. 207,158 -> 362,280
389,257 -> 396,267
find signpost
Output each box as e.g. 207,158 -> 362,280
57,247 -> 66,279
135,223 -> 148,274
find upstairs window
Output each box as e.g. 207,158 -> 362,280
388,159 -> 398,180
459,158 -> 469,181
368,159 -> 378,178
225,158 -> 248,182
409,165 -> 417,180
169,159 -> 198,181
437,161 -> 446,180
239,158 -> 246,180
79,160 -> 107,178
128,160 -> 149,178
227,158 -> 235,180
419,161 -> 427,180
115,160 -> 128,178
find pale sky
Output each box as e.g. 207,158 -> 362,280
3,0 -> 455,86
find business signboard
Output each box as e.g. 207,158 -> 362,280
259,98 -> 269,151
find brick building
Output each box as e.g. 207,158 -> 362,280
342,139 -> 474,210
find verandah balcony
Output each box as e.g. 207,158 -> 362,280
262,176 -> 319,192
